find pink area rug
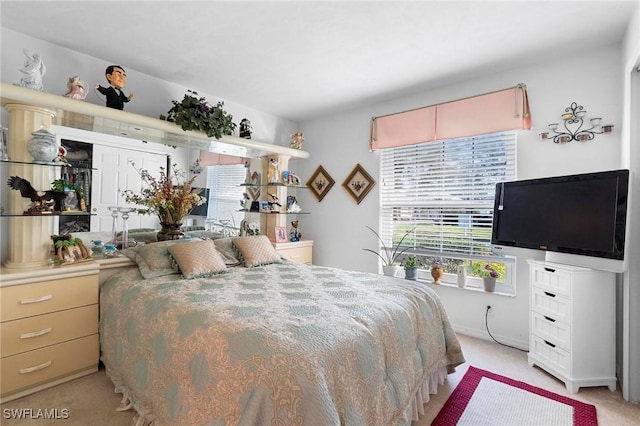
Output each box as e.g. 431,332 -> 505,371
431,366 -> 598,425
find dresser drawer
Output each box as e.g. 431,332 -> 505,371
0,335 -> 98,397
0,275 -> 98,322
530,334 -> 570,376
531,285 -> 570,322
530,264 -> 572,297
1,305 -> 98,358
531,311 -> 570,352
277,245 -> 312,264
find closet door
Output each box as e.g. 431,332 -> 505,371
91,145 -> 167,232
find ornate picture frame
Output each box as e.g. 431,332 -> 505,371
306,165 -> 335,202
342,163 -> 376,205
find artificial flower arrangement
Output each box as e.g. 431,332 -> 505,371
163,90 -> 237,139
121,162 -> 205,225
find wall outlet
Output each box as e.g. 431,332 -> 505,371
486,305 -> 494,317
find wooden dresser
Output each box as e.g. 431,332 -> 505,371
0,262 -> 100,403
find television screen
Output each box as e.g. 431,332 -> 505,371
491,169 -> 629,263
189,187 -> 210,217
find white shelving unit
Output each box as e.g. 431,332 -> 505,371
527,260 -> 617,393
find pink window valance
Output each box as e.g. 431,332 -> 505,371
370,84 -> 531,151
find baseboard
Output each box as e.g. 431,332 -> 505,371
452,323 -> 529,351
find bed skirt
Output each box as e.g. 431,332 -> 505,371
109,364 -> 451,426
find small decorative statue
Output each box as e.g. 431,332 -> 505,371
290,132 -> 304,149
286,195 -> 301,213
240,192 -> 250,211
269,157 -> 280,183
53,146 -> 70,164
239,118 -> 252,139
64,76 -> 88,100
95,65 -> 133,110
289,220 -> 301,242
18,49 -> 46,91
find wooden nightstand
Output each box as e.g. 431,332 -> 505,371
273,240 -> 313,264
0,262 -> 100,403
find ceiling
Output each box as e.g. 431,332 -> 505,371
1,1 -> 637,123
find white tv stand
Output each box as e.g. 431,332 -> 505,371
527,260 -> 616,393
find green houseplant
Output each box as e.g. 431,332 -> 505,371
363,225 -> 414,277
163,90 -> 237,139
403,254 -> 422,280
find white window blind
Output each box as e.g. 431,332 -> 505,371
206,164 -> 246,227
379,132 -> 516,257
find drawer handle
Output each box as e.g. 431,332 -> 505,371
19,294 -> 53,304
544,267 -> 556,273
544,340 -> 556,348
544,291 -> 556,298
543,316 -> 556,323
20,327 -> 52,339
19,360 -> 52,374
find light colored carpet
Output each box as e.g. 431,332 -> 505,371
1,334 -> 637,425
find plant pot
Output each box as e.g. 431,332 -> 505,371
483,277 -> 496,292
382,265 -> 400,277
404,267 -> 418,280
157,222 -> 184,241
430,266 -> 444,284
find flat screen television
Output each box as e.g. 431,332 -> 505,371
491,169 -> 630,273
188,187 -> 210,217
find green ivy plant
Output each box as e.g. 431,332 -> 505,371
163,90 -> 237,139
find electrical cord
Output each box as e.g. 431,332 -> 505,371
485,306 -> 527,352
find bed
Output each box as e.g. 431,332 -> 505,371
99,236 -> 464,425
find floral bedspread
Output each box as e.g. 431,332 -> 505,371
99,262 -> 464,425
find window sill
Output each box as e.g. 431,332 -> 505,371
417,278 -> 516,297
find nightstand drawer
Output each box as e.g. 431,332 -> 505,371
530,334 -> 570,376
1,305 -> 98,358
531,311 -> 570,352
531,285 -> 570,322
278,245 -> 312,264
530,264 -> 572,297
0,335 -> 98,397
1,275 -> 98,322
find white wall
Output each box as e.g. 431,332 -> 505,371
297,44 -> 625,350
620,2 -> 640,403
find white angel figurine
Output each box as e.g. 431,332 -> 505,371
18,49 -> 46,91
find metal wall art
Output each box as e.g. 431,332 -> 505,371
306,165 -> 335,202
539,102 -> 614,144
342,163 -> 376,205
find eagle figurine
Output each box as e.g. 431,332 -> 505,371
7,176 -> 67,213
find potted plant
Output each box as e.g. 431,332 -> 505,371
363,225 -> 414,277
481,264 -> 499,292
163,90 -> 237,139
403,255 -> 422,280
430,258 -> 444,284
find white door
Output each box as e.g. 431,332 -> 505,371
91,145 -> 167,232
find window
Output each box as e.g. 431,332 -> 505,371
379,132 -> 517,291
205,164 -> 246,230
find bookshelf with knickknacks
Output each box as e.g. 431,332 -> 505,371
239,154 -> 313,264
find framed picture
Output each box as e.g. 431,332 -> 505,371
275,226 -> 288,243
342,163 -> 376,205
306,165 -> 335,202
63,190 -> 81,211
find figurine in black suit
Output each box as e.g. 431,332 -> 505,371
95,65 -> 133,110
